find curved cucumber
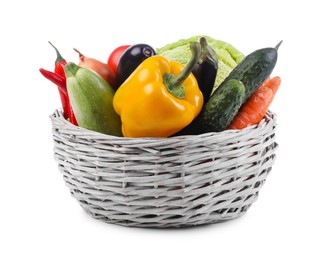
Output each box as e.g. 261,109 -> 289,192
65,62 -> 122,136
215,42 -> 281,101
179,79 -> 245,134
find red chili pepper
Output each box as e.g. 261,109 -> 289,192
40,42 -> 78,125
49,41 -> 67,77
39,68 -> 78,125
39,67 -> 70,119
39,68 -> 66,93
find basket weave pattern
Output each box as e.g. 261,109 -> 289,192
50,109 -> 278,228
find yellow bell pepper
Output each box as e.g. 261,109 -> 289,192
113,42 -> 204,138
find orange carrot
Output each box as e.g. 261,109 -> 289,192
228,76 -> 281,130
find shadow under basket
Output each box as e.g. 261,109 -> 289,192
50,109 -> 278,228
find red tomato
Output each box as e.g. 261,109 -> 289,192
107,45 -> 130,76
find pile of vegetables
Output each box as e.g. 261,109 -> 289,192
40,36 -> 281,138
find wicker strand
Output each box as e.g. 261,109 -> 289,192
50,109 -> 278,228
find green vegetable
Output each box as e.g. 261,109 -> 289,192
178,79 -> 245,134
215,41 -> 282,102
65,62 -> 122,136
157,35 -> 244,93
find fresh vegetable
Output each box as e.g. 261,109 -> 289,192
115,43 -> 156,88
179,79 -> 245,134
157,35 -> 244,92
39,68 -> 78,126
45,42 -> 68,118
49,41 -> 66,78
192,37 -> 218,104
107,45 -> 130,79
39,68 -> 66,93
228,76 -> 281,130
179,41 -> 281,135
65,62 -> 122,136
39,42 -> 77,125
40,37 -> 281,138
73,48 -> 115,87
113,42 -> 203,138
216,41 -> 282,103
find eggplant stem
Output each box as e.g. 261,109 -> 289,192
199,37 -> 218,70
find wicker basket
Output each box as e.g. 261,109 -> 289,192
50,109 -> 278,228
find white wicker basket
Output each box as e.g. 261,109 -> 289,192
50,109 -> 278,228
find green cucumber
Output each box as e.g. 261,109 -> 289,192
176,42 -> 281,136
179,79 -> 245,134
65,62 -> 122,136
215,41 -> 281,101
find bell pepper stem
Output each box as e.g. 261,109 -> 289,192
172,42 -> 201,86
164,42 -> 201,98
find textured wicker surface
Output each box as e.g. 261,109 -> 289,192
50,109 -> 278,228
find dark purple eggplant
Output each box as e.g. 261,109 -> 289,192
192,37 -> 218,104
115,43 -> 156,88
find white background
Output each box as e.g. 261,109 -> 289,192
1,0 -> 326,259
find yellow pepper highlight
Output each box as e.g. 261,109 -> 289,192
113,43 -> 203,138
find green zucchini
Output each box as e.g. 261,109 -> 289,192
65,62 -> 122,136
215,41 -> 282,101
179,79 -> 245,134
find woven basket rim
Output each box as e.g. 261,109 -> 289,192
50,109 -> 276,142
